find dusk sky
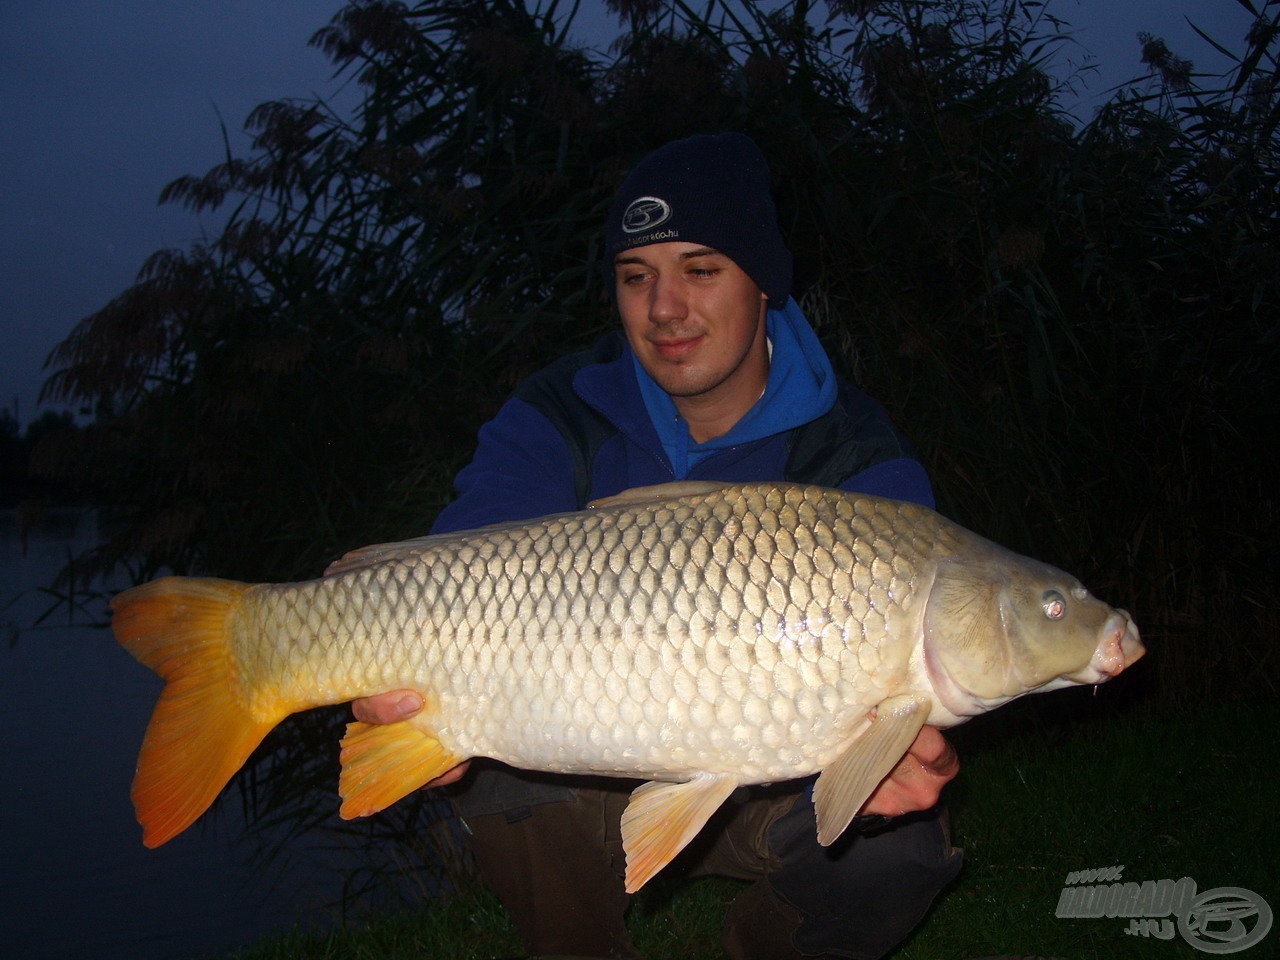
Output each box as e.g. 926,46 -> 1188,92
0,0 -> 1258,429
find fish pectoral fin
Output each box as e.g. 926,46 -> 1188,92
587,481 -> 733,510
812,694 -> 931,846
338,719 -> 464,819
620,773 -> 738,893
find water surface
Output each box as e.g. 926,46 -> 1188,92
0,509 -> 411,960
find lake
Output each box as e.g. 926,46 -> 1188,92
0,508 -> 424,960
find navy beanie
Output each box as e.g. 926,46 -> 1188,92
605,133 -> 792,304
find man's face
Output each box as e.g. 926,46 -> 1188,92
613,241 -> 768,438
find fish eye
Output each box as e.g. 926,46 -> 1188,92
1042,590 -> 1067,620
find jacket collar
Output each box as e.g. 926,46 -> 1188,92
573,334 -> 670,464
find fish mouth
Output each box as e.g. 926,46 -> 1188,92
923,609 -> 1147,719
1083,610 -> 1145,680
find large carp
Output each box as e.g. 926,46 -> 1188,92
112,481 -> 1143,891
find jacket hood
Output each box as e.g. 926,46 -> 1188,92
623,297 -> 838,478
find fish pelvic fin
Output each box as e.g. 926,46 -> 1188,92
110,576 -> 283,849
813,694 -> 931,846
338,719 -> 464,819
620,773 -> 738,893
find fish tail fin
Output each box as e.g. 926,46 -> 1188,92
111,576 -> 284,847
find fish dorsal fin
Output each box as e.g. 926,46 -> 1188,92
324,533 -> 455,576
323,513 -> 582,576
620,773 -> 738,893
326,482 -> 736,576
588,481 -> 734,511
338,718 -> 465,819
813,694 -> 931,846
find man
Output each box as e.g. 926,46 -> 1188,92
355,133 -> 962,959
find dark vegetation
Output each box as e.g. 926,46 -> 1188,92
1,408 -> 81,506
31,0 -> 1279,933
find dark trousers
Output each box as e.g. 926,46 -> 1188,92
461,776 -> 962,960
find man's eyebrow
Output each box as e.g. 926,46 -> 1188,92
613,246 -> 725,266
679,246 -> 724,260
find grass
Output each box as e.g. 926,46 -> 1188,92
215,698 -> 1277,959
895,697 -> 1278,959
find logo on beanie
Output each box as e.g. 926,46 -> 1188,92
621,196 -> 672,234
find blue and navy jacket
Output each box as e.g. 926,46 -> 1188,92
433,330 -> 932,538
435,315 -> 933,819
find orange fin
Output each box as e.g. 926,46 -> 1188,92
338,719 -> 464,819
110,576 -> 284,848
619,774 -> 737,893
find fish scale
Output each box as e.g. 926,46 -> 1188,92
112,479 -> 1144,892
256,488 -> 848,779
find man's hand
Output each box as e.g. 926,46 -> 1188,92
351,690 -> 470,788
860,724 -> 958,817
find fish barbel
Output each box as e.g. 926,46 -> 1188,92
111,481 -> 1144,891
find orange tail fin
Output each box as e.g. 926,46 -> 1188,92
111,576 -> 285,847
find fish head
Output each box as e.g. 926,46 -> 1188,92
921,549 -> 1144,719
